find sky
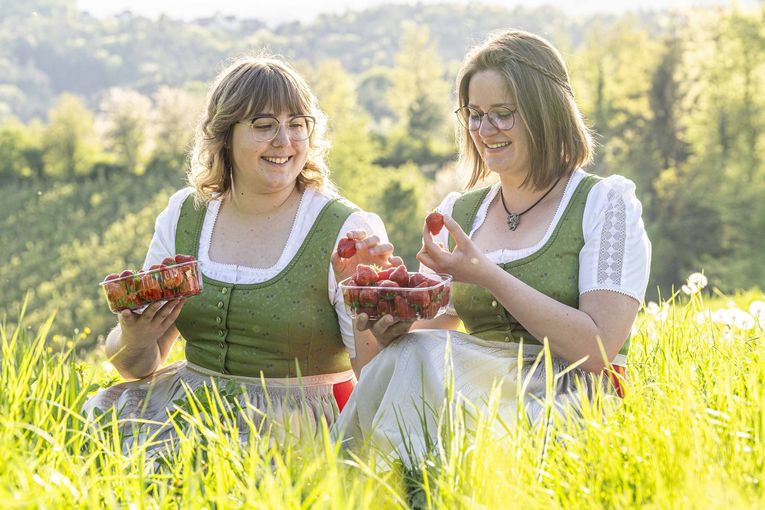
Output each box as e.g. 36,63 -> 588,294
76,0 -> 747,26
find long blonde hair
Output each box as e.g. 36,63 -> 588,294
456,30 -> 594,190
188,55 -> 332,205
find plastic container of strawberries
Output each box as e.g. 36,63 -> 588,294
100,259 -> 202,313
339,272 -> 452,321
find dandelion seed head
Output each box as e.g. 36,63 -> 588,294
645,302 -> 660,315
688,272 -> 708,289
748,300 -> 765,319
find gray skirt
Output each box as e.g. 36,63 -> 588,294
332,330 -> 619,461
83,360 -> 354,455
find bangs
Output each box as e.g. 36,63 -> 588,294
238,64 -> 313,120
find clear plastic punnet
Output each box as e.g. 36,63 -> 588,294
339,272 -> 452,321
100,259 -> 202,313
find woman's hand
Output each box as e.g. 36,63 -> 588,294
117,298 -> 186,345
355,313 -> 415,348
331,229 -> 403,283
416,214 -> 492,285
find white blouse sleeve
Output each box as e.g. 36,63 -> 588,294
142,187 -> 194,269
328,210 -> 390,359
579,176 -> 651,302
418,191 -> 462,315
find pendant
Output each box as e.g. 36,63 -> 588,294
506,213 -> 520,231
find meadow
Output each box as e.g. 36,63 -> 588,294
1,278 -> 763,509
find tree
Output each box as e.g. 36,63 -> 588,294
99,88 -> 153,175
307,60 -> 382,209
150,86 -> 201,172
41,93 -> 101,178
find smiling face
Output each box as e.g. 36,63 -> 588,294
229,110 -> 309,194
467,69 -> 530,184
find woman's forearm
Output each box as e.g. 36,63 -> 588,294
105,326 -> 166,380
475,264 -> 627,373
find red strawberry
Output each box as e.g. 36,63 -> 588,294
104,273 -> 119,282
139,273 -> 163,301
357,306 -> 378,318
343,279 -> 361,305
393,295 -> 416,321
378,299 -> 393,317
389,265 -> 410,287
162,257 -> 177,266
162,266 -> 184,289
359,288 -> 379,307
119,269 -> 134,279
422,302 -> 441,320
409,282 -> 431,308
376,268 -> 394,281
337,237 -> 357,259
175,254 -> 195,264
147,264 -> 165,272
354,264 -> 378,286
377,280 -> 400,300
426,212 -> 444,235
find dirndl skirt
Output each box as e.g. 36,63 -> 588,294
332,329 -> 621,461
83,360 -> 355,455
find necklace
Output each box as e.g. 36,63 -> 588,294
499,177 -> 562,231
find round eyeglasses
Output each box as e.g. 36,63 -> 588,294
245,115 -> 316,142
454,106 -> 516,132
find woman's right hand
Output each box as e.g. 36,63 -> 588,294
117,298 -> 186,344
355,313 -> 415,348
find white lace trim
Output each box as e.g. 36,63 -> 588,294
596,187 -> 627,287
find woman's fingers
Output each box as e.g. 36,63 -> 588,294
442,215 -> 470,246
159,299 -> 185,326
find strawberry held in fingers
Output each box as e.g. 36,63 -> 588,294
425,212 -> 444,235
337,237 -> 357,259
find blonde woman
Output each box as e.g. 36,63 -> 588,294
335,30 -> 651,459
85,56 -> 396,450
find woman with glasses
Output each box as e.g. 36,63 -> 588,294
85,56 -> 398,452
334,30 -> 651,460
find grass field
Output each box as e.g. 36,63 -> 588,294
1,281 -> 764,509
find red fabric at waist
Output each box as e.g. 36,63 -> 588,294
333,378 -> 355,412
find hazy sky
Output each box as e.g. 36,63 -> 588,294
76,0 -> 747,25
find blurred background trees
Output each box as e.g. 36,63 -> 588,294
1,1 -> 764,343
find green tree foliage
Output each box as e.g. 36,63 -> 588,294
370,164 -> 430,268
99,88 -> 153,174
41,94 -> 102,178
0,118 -> 44,180
307,60 -> 382,209
380,23 -> 454,168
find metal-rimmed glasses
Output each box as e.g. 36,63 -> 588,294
243,115 -> 316,142
454,105 -> 516,132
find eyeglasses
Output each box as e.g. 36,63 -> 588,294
454,105 -> 516,132
244,115 -> 316,142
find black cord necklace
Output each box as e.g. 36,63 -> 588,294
499,176 -> 562,231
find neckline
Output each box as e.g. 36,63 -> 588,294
477,170 -> 584,259
202,187 -> 309,273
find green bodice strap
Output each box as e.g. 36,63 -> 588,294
173,193 -> 356,377
449,175 -> 630,358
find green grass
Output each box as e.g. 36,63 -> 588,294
1,288 -> 764,508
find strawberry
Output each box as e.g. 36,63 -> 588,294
422,302 -> 441,320
409,282 -> 431,308
376,267 -> 394,281
343,279 -> 361,305
359,288 -> 379,307
411,273 -> 440,288
139,273 -> 163,301
389,265 -> 410,287
377,299 -> 393,317
337,237 -> 357,259
162,266 -> 184,289
354,264 -> 378,286
393,295 -> 416,321
377,280 -> 400,300
174,254 -> 195,264
426,212 -> 444,235
357,306 -> 378,318
162,256 -> 176,266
